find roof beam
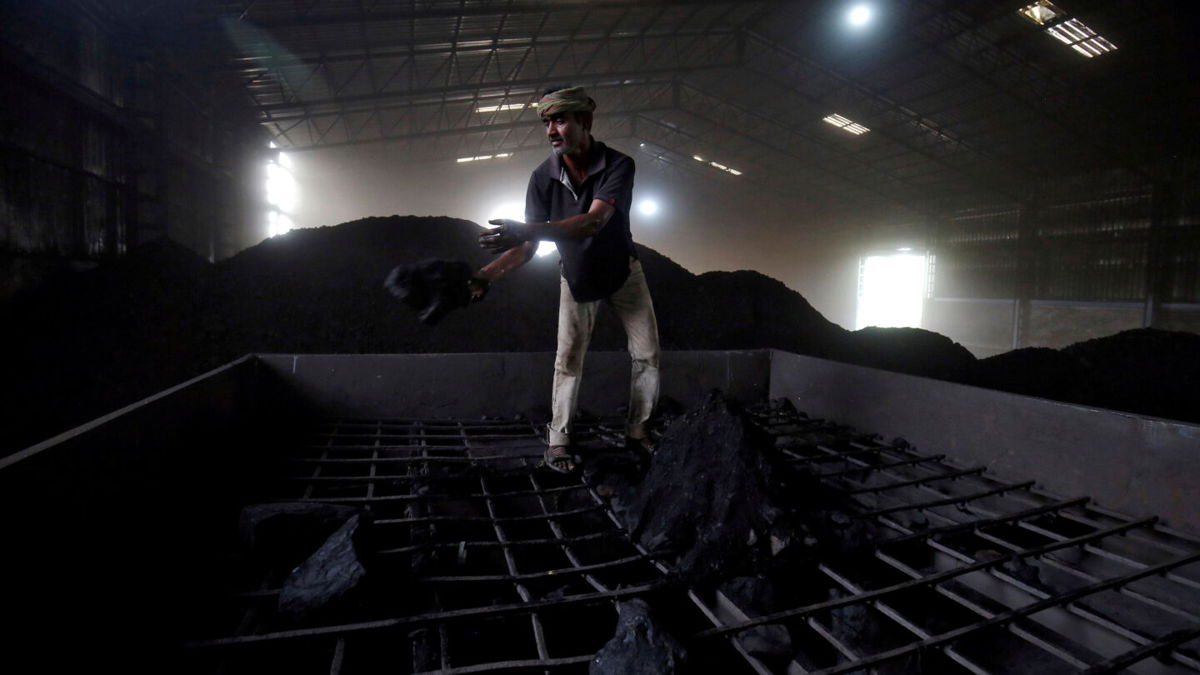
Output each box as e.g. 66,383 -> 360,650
195,0 -> 769,28
250,61 -> 737,115
740,29 -> 1027,202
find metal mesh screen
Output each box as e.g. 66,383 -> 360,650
182,405 -> 1200,674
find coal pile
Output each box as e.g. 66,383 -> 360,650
2,215 -> 1199,455
617,393 -> 786,578
833,326 -> 976,380
610,394 -> 870,580
965,329 -> 1200,421
592,395 -> 895,672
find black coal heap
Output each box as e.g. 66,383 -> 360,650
2,215 -> 1198,454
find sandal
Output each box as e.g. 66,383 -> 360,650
628,436 -> 655,456
543,445 -> 577,474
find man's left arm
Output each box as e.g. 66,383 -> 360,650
482,200 -> 613,249
481,153 -> 634,250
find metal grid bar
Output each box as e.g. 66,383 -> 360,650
683,406 -> 1200,673
183,405 -> 1200,674
185,415 -> 755,672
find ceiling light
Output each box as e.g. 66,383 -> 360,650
693,153 -> 741,175
823,113 -> 870,135
1018,2 -> 1117,58
638,199 -> 659,216
475,103 -> 529,113
1046,18 -> 1118,57
456,153 -> 512,163
847,4 -> 873,27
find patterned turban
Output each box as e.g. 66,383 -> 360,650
536,87 -> 597,118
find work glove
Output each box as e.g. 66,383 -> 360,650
480,219 -> 533,253
467,276 -> 490,302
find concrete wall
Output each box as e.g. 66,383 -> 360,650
1027,301 -> 1145,348
0,355 -> 289,669
924,298 -> 1200,357
1158,305 -> 1200,334
768,350 -> 1200,535
924,298 -> 1014,357
255,350 -> 771,421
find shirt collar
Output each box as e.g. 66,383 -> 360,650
550,138 -> 607,181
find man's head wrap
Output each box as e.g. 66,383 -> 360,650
537,87 -> 597,119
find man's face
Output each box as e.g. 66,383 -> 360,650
543,112 -> 589,157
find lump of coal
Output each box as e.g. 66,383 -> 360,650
239,502 -> 361,567
622,392 -> 784,578
383,259 -> 473,325
278,513 -> 373,622
590,599 -> 687,675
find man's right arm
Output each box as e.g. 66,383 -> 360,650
471,241 -> 535,301
471,171 -> 544,300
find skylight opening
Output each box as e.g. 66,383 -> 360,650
1018,0 -> 1063,25
823,113 -> 870,135
1018,2 -> 1117,58
475,103 -> 530,113
692,154 -> 743,176
1047,19 -> 1118,57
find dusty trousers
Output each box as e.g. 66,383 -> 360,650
548,259 -> 660,447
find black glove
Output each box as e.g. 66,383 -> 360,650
467,276 -> 490,302
480,219 -> 533,253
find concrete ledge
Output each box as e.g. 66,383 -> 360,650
768,350 -> 1200,535
7,348 -> 1195,538
254,350 -> 771,420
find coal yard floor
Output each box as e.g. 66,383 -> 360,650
182,406 -> 1200,674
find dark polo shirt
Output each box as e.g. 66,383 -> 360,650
524,140 -> 637,302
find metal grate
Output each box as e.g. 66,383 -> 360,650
183,406 -> 1200,674
183,417 -> 740,673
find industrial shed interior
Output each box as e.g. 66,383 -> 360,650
2,1 -> 1200,674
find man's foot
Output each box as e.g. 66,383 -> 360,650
543,445 -> 578,474
627,436 -> 655,456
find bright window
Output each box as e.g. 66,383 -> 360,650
265,144 -> 298,237
856,252 -> 927,330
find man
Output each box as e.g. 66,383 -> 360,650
472,86 -> 660,473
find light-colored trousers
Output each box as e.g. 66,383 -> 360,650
548,259 -> 660,446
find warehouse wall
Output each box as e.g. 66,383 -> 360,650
924,165 -> 1200,355
0,1 -> 265,302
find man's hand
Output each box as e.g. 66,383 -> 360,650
467,276 -> 490,302
480,219 -> 533,252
